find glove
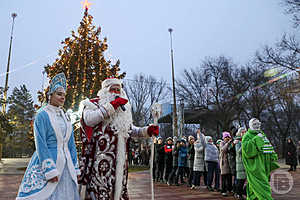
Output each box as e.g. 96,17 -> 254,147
110,97 -> 128,110
147,125 -> 159,137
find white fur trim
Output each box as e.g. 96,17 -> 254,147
45,169 -> 59,180
60,110 -> 79,185
80,98 -> 98,110
45,107 -> 76,189
102,102 -> 115,118
101,78 -> 122,89
114,134 -> 126,200
141,127 -> 149,137
16,182 -> 58,200
131,125 -> 149,138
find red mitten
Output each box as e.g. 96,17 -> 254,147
110,97 -> 128,110
147,125 -> 159,137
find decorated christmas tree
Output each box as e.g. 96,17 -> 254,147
40,4 -> 125,110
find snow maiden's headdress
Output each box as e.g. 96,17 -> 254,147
48,72 -> 67,95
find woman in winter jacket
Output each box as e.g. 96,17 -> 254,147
234,127 -> 247,200
204,136 -> 220,192
219,132 -> 233,196
191,132 -> 206,189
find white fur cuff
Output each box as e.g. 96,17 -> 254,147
80,98 -> 98,110
45,169 -> 59,180
141,127 -> 149,137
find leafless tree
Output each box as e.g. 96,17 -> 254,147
256,34 -> 300,71
176,56 -> 246,132
123,74 -> 169,126
282,0 -> 300,28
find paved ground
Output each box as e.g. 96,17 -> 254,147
0,158 -> 30,175
1,158 -> 300,199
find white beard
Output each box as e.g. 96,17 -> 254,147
97,88 -> 133,138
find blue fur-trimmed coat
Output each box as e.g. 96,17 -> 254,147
16,105 -> 80,200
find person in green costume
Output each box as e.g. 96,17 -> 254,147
242,118 -> 280,200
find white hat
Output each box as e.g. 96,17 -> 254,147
236,127 -> 246,137
101,78 -> 122,89
249,118 -> 261,130
205,136 -> 213,143
188,135 -> 195,141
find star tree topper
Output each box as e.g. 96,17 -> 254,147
81,0 -> 92,10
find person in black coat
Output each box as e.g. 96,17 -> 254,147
167,140 -> 180,185
286,137 -> 298,171
164,137 -> 173,183
187,135 -> 195,187
155,137 -> 165,182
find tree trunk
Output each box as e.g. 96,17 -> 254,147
281,135 -> 287,159
0,143 -> 2,161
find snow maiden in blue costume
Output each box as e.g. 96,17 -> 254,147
16,73 -> 80,200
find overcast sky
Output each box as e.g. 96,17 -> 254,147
0,0 -> 293,104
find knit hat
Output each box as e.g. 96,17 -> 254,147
236,127 -> 246,137
188,135 -> 195,141
166,137 -> 173,141
249,118 -> 261,130
216,139 -> 222,144
180,138 -> 186,143
222,132 -> 231,140
205,136 -> 213,144
157,136 -> 162,140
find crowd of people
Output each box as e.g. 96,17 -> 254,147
128,147 -> 150,166
152,118 -> 282,200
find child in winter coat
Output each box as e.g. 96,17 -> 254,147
175,139 -> 187,185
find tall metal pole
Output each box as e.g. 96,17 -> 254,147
168,28 -> 178,137
2,13 -> 17,113
180,99 -> 184,138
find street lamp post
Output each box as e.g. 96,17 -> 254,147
2,13 -> 17,113
168,28 -> 178,137
179,99 -> 184,138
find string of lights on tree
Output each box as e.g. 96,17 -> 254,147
38,0 -> 125,110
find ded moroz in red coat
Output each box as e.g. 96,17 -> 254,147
78,97 -> 151,200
